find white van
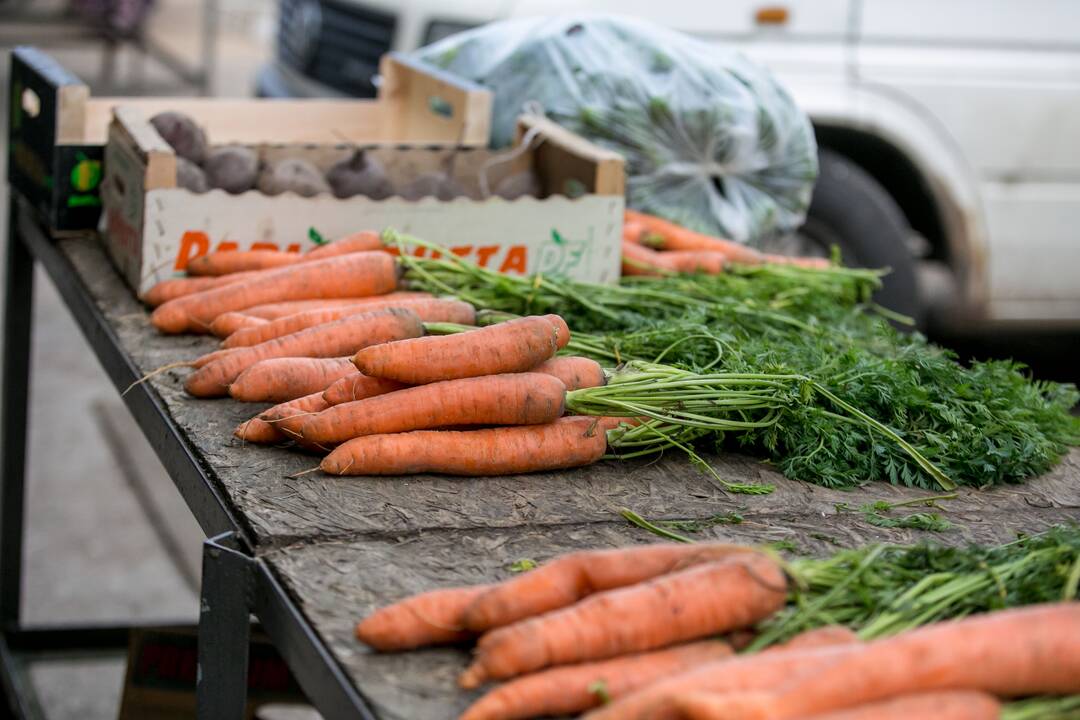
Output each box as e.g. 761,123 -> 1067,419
257,0 -> 1080,327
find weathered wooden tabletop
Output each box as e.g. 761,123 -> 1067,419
63,236 -> 1080,719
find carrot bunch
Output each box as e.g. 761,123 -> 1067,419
355,543 -> 790,720
622,210 -> 831,277
355,539 -> 1080,720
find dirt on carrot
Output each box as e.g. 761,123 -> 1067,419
322,374 -> 407,406
228,357 -> 358,403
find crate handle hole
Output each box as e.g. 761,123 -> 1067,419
21,88 -> 41,118
428,96 -> 453,119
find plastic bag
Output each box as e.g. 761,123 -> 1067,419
416,15 -> 817,244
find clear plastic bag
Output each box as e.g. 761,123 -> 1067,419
416,14 -> 817,244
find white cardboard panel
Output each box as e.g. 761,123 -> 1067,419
128,189 -> 624,294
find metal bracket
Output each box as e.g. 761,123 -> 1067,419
197,531 -> 254,720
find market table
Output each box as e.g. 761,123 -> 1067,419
3,194 -> 1078,719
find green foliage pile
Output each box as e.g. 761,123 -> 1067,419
398,231 -> 1079,490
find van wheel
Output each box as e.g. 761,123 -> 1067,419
798,149 -> 923,325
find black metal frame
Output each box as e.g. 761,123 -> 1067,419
0,195 -> 376,719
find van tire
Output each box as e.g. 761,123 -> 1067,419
803,149 -> 923,325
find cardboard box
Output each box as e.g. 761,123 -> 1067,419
102,111 -> 626,294
7,46 -> 491,235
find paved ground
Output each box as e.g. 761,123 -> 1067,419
1,1 -> 278,716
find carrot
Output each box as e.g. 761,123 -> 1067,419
765,625 -> 858,652
241,292 -> 432,320
186,249 -> 299,276
356,584 -> 494,651
300,372 -> 567,447
623,219 -> 647,244
257,390 -> 332,441
209,312 -> 267,338
464,543 -> 755,633
460,641 -> 736,720
793,691 -> 1001,720
626,209 -> 765,265
222,298 -> 476,349
583,640 -> 863,720
321,415 -> 609,476
459,552 -> 788,688
139,271 -> 262,307
192,347 -> 236,369
621,240 -> 674,277
699,602 -> 1080,720
530,356 -> 606,391
228,357 -> 358,402
352,315 -> 567,385
322,374 -> 407,406
185,308 -> 423,397
763,253 -> 832,269
151,252 -> 399,334
304,230 -> 383,260
234,391 -> 330,444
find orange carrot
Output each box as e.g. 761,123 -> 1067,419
228,357 -> 358,402
241,292 -> 432,320
766,625 -> 859,652
763,253 -> 832,269
209,312 -> 267,338
186,249 -> 300,276
222,298 -> 476,348
459,552 -> 788,688
460,641 -> 736,720
257,390 -> 332,441
304,230 -> 384,260
698,603 -> 1080,720
464,543 -> 753,633
352,315 -> 566,385
531,356 -> 606,390
185,308 -> 423,397
139,270 -> 261,307
234,391 -> 330,444
621,240 -> 674,277
583,640 -> 863,720
301,372 -> 567,447
192,347 -> 236,369
623,219 -> 647,244
152,252 -> 399,334
790,691 -> 1001,720
322,374 -> 408,406
356,584 -> 494,651
321,415 -> 609,476
626,209 -> 765,265
663,250 -> 727,275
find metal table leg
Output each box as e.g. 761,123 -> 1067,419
197,532 -> 253,719
1,204 -> 34,629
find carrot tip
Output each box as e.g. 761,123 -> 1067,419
289,466 -> 321,479
458,666 -> 485,690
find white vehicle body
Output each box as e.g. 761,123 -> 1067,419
261,0 -> 1080,326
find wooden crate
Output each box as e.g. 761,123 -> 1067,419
102,109 -> 625,294
7,46 -> 492,234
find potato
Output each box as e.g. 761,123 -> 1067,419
176,157 -> 208,193
399,171 -> 476,201
494,170 -> 541,200
150,111 -> 207,164
257,158 -> 331,197
326,150 -> 394,199
204,146 -> 259,194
